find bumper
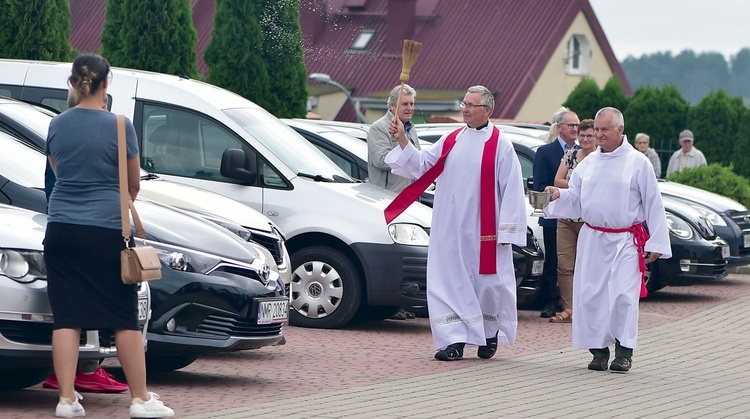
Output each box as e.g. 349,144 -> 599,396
714,221 -> 750,267
146,269 -> 287,355
0,282 -> 150,369
658,238 -> 728,285
351,238 -> 544,308
351,242 -> 428,307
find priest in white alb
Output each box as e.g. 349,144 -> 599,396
384,85 -> 526,361
544,107 -> 671,373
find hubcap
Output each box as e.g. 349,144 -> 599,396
291,260 -> 343,319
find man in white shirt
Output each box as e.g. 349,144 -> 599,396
665,129 -> 707,176
544,107 -> 671,373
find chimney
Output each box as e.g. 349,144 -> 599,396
387,0 -> 417,52
299,0 -> 328,45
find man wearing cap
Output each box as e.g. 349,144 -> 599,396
665,129 -> 707,177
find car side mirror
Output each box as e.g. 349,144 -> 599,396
220,148 -> 256,184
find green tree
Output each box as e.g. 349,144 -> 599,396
0,1 -> 14,57
117,0 -> 198,77
562,77 -> 601,120
730,48 -> 750,103
205,0 -> 272,110
687,89 -> 743,167
100,0 -> 126,66
731,107 -> 750,178
1,0 -> 71,61
258,0 -> 308,118
600,75 -> 629,113
623,84 -> 689,167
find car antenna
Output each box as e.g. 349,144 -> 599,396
178,70 -> 190,80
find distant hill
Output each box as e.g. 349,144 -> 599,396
621,48 -> 750,105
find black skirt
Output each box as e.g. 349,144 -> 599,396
44,222 -> 139,330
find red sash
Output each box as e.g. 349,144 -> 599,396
384,126 -> 501,274
584,222 -> 650,298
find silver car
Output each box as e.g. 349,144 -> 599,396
0,204 -> 150,390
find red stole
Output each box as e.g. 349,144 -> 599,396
384,126 -> 501,274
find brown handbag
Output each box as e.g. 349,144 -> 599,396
117,115 -> 162,284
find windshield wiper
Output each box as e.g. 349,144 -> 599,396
141,173 -> 160,180
332,174 -> 356,183
297,172 -> 333,182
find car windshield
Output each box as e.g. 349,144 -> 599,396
223,108 -> 352,182
319,130 -> 369,161
0,102 -> 51,138
0,132 -> 45,188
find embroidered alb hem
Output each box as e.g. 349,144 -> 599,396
498,224 -> 525,235
430,313 -> 484,328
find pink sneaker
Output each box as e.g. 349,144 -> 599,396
42,373 -> 59,390
75,367 -> 129,393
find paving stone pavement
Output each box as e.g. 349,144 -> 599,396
184,292 -> 750,419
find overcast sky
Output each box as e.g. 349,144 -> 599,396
589,0 -> 750,61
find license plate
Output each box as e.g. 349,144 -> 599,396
138,298 -> 149,322
722,245 -> 730,259
744,234 -> 750,248
257,299 -> 289,324
532,260 -> 544,276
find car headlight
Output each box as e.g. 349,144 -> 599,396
388,223 -> 430,245
666,213 -> 694,240
688,204 -> 727,226
145,240 -> 222,273
0,249 -> 46,283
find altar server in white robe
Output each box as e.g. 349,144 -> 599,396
544,107 -> 671,373
384,86 -> 526,361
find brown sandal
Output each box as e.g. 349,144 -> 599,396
550,309 -> 572,323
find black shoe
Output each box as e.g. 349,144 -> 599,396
609,357 -> 632,372
540,303 -> 556,318
477,331 -> 499,359
435,343 -> 464,361
587,357 -> 609,371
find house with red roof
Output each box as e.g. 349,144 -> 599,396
67,0 -> 629,123
302,0 -> 631,123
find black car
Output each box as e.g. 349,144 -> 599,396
0,129 -> 289,372
653,196 -> 728,291
416,123 -> 730,293
659,180 -> 750,267
284,119 -> 545,308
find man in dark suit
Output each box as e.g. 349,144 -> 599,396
533,108 -> 579,318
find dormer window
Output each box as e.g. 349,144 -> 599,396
350,29 -> 375,51
566,34 -> 591,75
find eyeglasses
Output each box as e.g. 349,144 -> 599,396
635,141 -> 648,145
563,123 -> 579,129
460,101 -> 488,109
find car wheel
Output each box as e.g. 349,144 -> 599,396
645,261 -> 665,294
290,246 -> 362,328
0,366 -> 52,390
146,353 -> 200,372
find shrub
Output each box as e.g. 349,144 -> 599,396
667,163 -> 750,207
562,77 -> 601,120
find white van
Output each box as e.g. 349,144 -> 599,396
0,59 -> 432,329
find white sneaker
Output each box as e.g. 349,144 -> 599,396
56,392 -> 85,417
130,392 -> 174,418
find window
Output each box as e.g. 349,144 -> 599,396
566,35 -> 590,76
140,103 -> 248,183
350,29 -> 375,50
